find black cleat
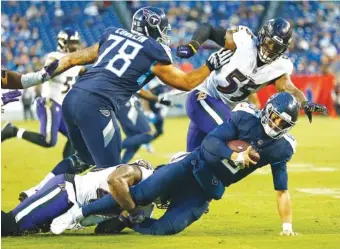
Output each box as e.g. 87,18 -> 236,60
18,192 -> 28,202
1,122 -> 18,142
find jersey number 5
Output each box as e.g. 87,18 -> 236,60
217,69 -> 260,102
93,34 -> 143,77
61,76 -> 74,94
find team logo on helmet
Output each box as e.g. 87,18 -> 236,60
143,8 -> 161,27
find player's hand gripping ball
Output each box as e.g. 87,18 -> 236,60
227,140 -> 260,168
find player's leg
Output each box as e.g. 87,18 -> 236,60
2,99 -> 61,147
186,121 -> 208,152
59,115 -> 75,159
19,95 -> 94,200
6,175 -> 74,235
132,179 -> 210,235
185,90 -> 232,151
67,89 -> 121,168
120,106 -> 154,163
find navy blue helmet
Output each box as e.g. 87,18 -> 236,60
57,27 -> 81,53
261,92 -> 299,139
257,18 -> 293,63
131,6 -> 171,46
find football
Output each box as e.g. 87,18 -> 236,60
227,140 -> 260,163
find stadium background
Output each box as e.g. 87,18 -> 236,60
1,1 -> 339,119
1,1 -> 340,249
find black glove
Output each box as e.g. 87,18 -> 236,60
176,40 -> 200,58
158,97 -> 172,106
119,209 -> 145,225
206,48 -> 234,71
302,101 -> 329,123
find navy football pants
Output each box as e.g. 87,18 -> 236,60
62,88 -> 122,167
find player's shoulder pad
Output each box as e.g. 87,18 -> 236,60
232,102 -> 261,118
283,133 -> 297,154
230,25 -> 255,48
144,39 -> 172,65
275,55 -> 294,75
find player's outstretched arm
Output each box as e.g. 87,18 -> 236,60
274,74 -> 328,123
153,49 -> 230,91
276,190 -> 299,236
51,43 -> 99,77
177,23 -> 237,58
107,164 -> 142,215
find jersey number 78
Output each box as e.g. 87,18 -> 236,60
93,34 -> 143,77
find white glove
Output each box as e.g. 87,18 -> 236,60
280,223 -> 299,236
206,48 -> 234,71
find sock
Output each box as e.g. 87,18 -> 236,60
52,158 -> 75,175
16,128 -> 25,139
20,130 -> 52,147
82,194 -> 119,217
62,140 -> 75,159
122,133 -> 154,149
121,148 -> 139,164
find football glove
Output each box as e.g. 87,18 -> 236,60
1,90 -> 21,107
232,146 -> 257,169
119,209 -> 145,225
206,49 -> 233,72
157,94 -> 172,106
176,40 -> 200,58
41,59 -> 59,82
302,101 -> 328,123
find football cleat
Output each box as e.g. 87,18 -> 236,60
1,122 -> 18,142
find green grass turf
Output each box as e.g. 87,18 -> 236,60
2,116 -> 340,249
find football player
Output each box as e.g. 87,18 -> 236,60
52,92 -> 300,236
118,92 -> 171,163
2,7 -> 230,178
2,28 -> 85,161
176,18 -> 328,151
1,159 -> 154,236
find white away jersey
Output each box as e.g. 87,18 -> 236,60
197,25 -> 293,107
42,51 -> 82,105
74,164 -> 153,206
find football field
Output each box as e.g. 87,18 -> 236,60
2,116 -> 340,249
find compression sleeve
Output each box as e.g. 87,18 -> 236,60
191,23 -> 227,48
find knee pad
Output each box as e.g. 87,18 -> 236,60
68,154 -> 91,174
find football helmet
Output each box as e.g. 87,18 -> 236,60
57,27 -> 81,53
261,92 -> 299,139
257,18 -> 292,63
131,6 -> 171,46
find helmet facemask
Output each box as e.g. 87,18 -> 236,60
258,28 -> 289,63
57,31 -> 80,53
261,103 -> 296,139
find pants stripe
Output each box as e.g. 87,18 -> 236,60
15,187 -> 61,222
103,119 -> 115,148
45,104 -> 53,144
199,99 -> 224,125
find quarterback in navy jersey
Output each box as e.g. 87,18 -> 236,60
3,6 -> 230,185
51,92 -> 300,236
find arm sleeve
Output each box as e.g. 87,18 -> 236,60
200,119 -> 238,164
192,23 -> 227,47
270,160 -> 289,190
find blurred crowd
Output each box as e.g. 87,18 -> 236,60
1,1 -> 339,77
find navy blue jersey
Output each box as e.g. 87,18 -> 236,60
200,103 -> 296,190
75,27 -> 172,111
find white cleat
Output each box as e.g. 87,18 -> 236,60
50,204 -> 84,235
